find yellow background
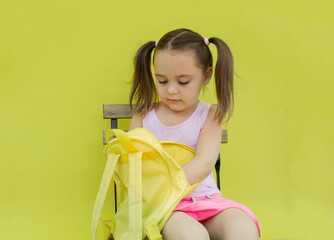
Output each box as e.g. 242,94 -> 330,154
1,0 -> 333,239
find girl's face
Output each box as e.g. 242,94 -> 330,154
153,50 -> 212,113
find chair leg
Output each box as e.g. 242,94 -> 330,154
111,119 -> 118,213
215,154 -> 221,190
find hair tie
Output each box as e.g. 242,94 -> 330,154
204,38 -> 210,46
155,41 -> 159,47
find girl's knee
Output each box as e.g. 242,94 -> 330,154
162,212 -> 210,240
178,228 -> 210,240
221,208 -> 259,239
163,226 -> 209,240
203,208 -> 259,240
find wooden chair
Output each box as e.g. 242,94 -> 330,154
103,104 -> 228,211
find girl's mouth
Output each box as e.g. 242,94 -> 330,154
167,99 -> 181,102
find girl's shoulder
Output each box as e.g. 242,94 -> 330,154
129,107 -> 153,130
200,101 -> 216,118
129,113 -> 142,129
205,104 -> 225,128
208,104 -> 218,115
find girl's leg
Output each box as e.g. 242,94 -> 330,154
201,208 -> 260,240
162,211 -> 210,240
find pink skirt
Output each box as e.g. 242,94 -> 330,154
174,193 -> 262,237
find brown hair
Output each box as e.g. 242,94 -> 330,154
130,28 -> 234,124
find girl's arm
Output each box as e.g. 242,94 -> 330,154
181,105 -> 224,185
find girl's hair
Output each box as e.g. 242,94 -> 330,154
130,28 -> 234,124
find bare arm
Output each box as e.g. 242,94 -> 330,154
181,106 -> 224,185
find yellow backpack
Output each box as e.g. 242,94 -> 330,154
91,128 -> 201,240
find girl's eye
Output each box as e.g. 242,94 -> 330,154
158,80 -> 167,84
179,81 -> 189,85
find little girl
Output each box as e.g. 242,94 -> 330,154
129,28 -> 261,240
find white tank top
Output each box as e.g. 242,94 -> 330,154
143,100 -> 221,197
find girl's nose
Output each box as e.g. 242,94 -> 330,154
167,83 -> 178,95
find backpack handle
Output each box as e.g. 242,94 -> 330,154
106,129 -> 138,152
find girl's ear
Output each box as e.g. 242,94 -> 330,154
203,67 -> 213,85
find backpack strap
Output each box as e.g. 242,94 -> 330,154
91,152 -> 120,240
106,129 -> 144,239
128,152 -> 143,239
145,219 -> 162,240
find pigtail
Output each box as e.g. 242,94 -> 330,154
209,37 -> 234,125
130,41 -> 158,115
